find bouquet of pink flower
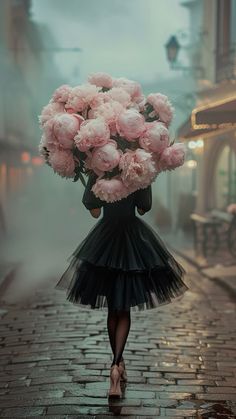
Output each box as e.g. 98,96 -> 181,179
38,72 -> 186,202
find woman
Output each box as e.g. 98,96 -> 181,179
55,172 -> 189,398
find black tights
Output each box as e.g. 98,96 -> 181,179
107,309 -> 131,367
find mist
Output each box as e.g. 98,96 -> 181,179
0,0 -> 189,303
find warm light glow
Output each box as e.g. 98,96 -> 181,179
186,159 -> 197,169
179,125 -> 235,142
188,139 -> 204,149
21,152 -> 31,163
196,139 -> 204,147
31,156 -> 44,166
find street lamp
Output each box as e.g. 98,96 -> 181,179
165,36 -> 181,64
165,35 -> 205,78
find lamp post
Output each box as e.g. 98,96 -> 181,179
165,36 -> 181,64
165,35 -> 205,78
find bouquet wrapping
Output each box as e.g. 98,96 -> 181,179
38,72 -> 186,203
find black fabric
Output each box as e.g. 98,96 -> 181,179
56,178 -> 189,311
134,185 -> 152,212
82,173 -> 105,210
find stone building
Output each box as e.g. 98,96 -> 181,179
178,0 -> 236,214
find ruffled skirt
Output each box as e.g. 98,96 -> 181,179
55,215 -> 189,311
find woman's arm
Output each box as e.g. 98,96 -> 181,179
135,185 -> 152,215
137,208 -> 146,215
82,173 -> 104,217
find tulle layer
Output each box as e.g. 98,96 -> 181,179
55,215 -> 189,311
62,215 -> 185,271
56,258 -> 189,311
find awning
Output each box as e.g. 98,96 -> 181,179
177,118 -> 217,140
178,95 -> 236,140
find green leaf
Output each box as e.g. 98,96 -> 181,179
145,103 -> 154,113
101,86 -> 111,92
72,172 -> 80,182
79,172 -> 86,187
146,115 -> 158,122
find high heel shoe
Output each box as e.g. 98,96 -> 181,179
108,364 -> 122,398
118,359 -> 128,382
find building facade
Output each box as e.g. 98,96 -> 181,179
0,0 -> 63,225
178,0 -> 236,215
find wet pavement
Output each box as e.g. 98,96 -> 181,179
0,259 -> 236,418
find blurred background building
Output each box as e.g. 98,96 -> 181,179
177,0 -> 236,226
0,0 -> 63,231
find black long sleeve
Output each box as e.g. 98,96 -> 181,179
82,173 -> 104,210
134,184 -> 152,212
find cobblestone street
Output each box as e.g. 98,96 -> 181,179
0,258 -> 235,418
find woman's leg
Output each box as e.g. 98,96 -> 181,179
107,308 -> 131,367
107,309 -> 118,358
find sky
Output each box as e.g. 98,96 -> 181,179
31,0 -> 190,85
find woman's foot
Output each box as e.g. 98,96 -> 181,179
118,358 -> 128,382
108,364 -> 122,398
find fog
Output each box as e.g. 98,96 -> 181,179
31,0 -> 189,83
0,0 -> 190,304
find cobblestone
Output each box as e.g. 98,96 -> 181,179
0,260 -> 235,417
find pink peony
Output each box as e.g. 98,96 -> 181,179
51,84 -> 72,103
39,133 -> 58,154
139,122 -> 169,153
132,94 -> 146,112
84,152 -> 104,177
90,140 -> 122,173
88,72 -> 113,89
89,101 -> 124,135
154,143 -> 186,172
65,83 -> 100,113
106,87 -> 131,108
116,109 -> 146,140
146,93 -> 174,127
43,118 -> 58,147
74,118 -> 110,152
113,77 -> 142,101
119,148 -> 157,189
92,176 -> 130,202
53,113 -> 84,149
38,102 -> 65,127
48,149 -> 75,178
89,91 -> 108,109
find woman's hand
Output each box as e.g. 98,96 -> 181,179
137,208 -> 146,215
89,208 -> 101,218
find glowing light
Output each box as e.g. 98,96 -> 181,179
188,141 -> 197,149
31,156 -> 43,166
188,139 -> 204,152
21,152 -> 31,163
186,159 -> 197,169
196,139 -> 204,147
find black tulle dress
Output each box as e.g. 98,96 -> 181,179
55,174 -> 189,311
